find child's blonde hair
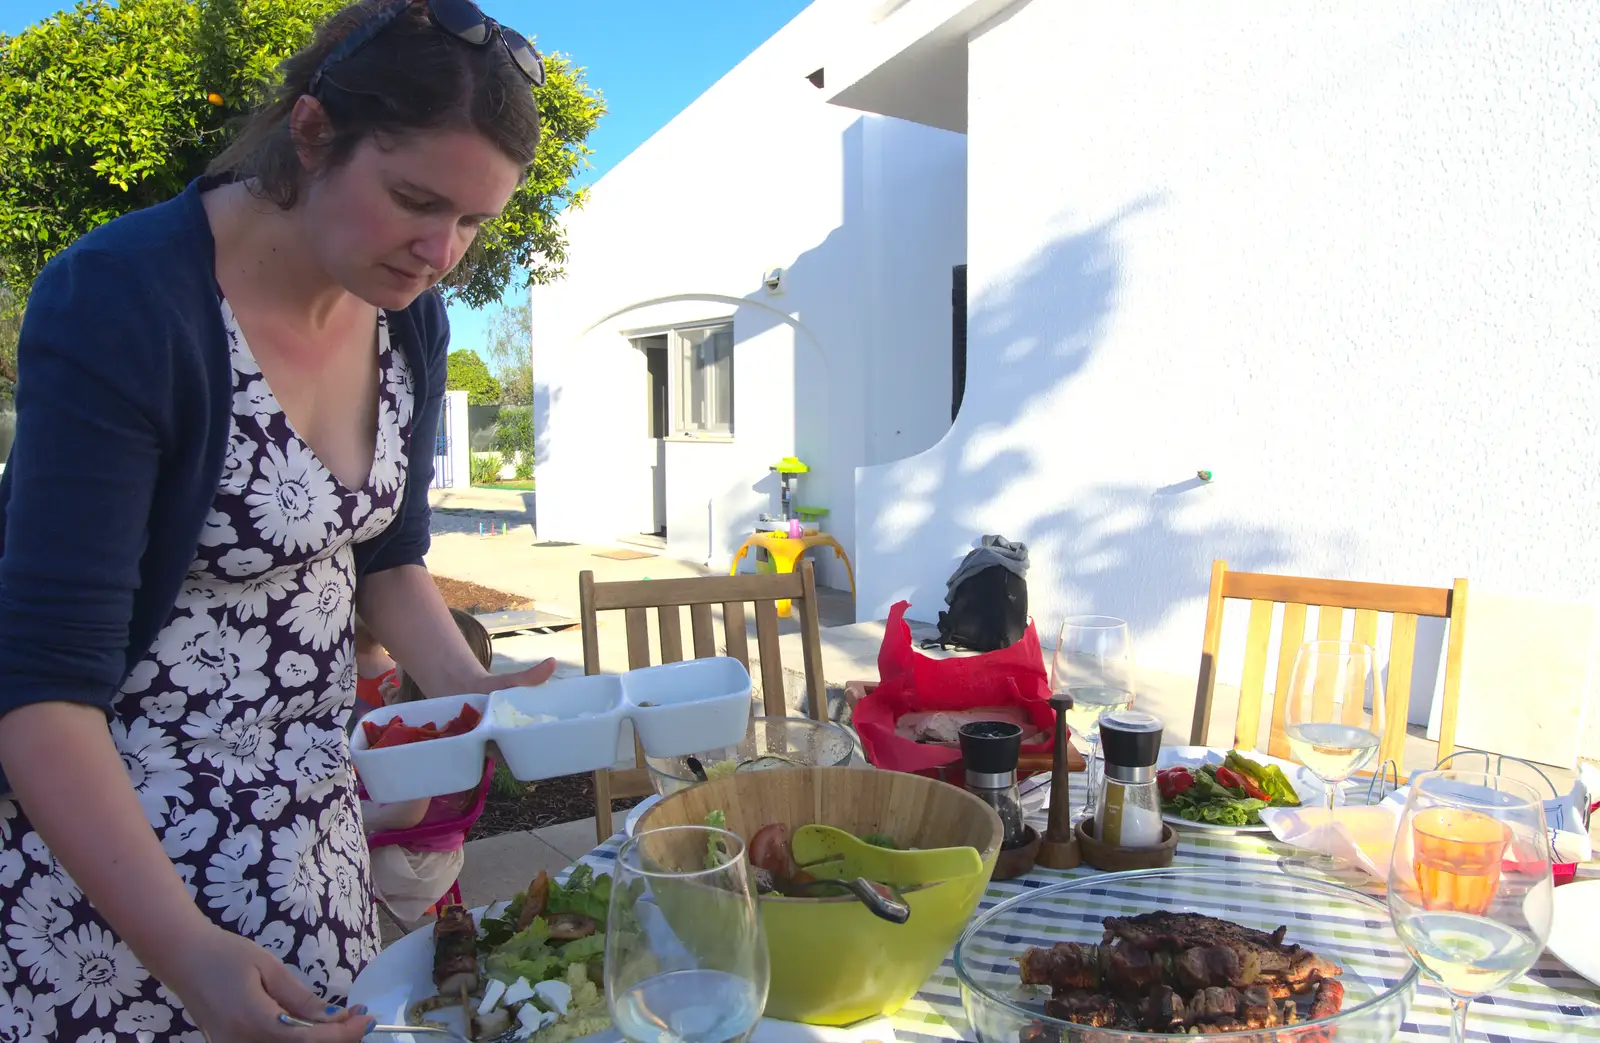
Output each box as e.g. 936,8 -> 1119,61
394,608 -> 494,703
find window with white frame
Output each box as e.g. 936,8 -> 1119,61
672,324 -> 734,437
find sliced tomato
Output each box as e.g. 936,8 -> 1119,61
748,823 -> 794,879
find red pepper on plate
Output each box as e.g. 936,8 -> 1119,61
1214,765 -> 1270,802
1156,767 -> 1195,801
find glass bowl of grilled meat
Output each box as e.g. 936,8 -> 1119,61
954,867 -> 1419,1042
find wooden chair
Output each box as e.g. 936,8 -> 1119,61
1191,559 -> 1469,775
579,560 -> 829,840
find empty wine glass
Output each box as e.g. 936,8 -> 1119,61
1050,616 -> 1136,821
1388,770 -> 1553,1043
606,825 -> 770,1043
1282,639 -> 1381,875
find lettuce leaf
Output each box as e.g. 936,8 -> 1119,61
555,934 -> 606,966
547,866 -> 611,926
1224,751 -> 1302,806
1176,796 -> 1267,826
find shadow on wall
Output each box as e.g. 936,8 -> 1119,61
858,194 -> 1302,644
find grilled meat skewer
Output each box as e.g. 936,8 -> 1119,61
1017,940 -> 1259,995
1102,911 -> 1342,985
432,904 -> 480,996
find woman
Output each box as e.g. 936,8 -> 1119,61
0,1 -> 554,1039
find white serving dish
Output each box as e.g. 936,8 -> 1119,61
622,656 -> 752,757
351,657 -> 753,804
350,693 -> 491,804
489,674 -> 624,781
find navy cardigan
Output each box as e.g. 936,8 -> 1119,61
0,176 -> 448,789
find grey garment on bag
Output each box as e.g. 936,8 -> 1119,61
944,535 -> 1029,604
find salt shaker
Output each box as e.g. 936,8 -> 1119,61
958,721 -> 1027,849
1094,709 -> 1164,848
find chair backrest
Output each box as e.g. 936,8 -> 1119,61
580,560 -> 829,839
1191,559 -> 1469,774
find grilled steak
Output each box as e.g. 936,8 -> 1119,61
1102,911 -> 1341,982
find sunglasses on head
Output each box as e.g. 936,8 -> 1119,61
309,0 -> 545,96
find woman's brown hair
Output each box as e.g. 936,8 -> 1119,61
394,607 -> 493,703
209,0 -> 541,208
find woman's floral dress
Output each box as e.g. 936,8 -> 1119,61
0,302 -> 414,1041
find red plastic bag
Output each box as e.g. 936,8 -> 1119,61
854,601 -> 1055,777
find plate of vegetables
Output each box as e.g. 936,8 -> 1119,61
348,866 -> 616,1043
1155,747 -> 1316,832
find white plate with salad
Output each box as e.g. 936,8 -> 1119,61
349,866 -> 616,1043
1155,746 -> 1320,833
347,864 -> 904,1043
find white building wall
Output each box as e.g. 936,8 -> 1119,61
855,1 -> 1599,740
533,0 -> 965,593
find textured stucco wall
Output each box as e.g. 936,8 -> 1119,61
855,1 -> 1599,731
532,0 -> 966,589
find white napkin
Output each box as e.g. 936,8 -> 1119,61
1261,788 -> 1594,881
1258,803 -> 1404,879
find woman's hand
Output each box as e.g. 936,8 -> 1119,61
158,925 -> 374,1043
484,657 -> 558,692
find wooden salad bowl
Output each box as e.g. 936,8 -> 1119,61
635,765 -> 1002,1025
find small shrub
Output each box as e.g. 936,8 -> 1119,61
469,453 -> 502,485
493,405 -> 533,465
514,455 -> 533,481
490,760 -> 526,800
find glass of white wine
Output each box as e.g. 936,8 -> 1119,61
606,825 -> 770,1043
1050,615 -> 1136,821
1282,639 -> 1382,875
1388,770 -> 1553,1043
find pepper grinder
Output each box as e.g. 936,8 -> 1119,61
1034,691 -> 1081,869
957,721 -> 1026,849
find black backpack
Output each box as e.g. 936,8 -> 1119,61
925,559 -> 1028,653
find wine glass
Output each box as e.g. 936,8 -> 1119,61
1388,770 -> 1553,1043
605,825 -> 770,1043
1049,616 -> 1136,821
1282,639 -> 1382,875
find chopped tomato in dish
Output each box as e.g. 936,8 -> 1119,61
362,703 -> 482,749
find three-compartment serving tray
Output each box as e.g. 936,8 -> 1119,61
350,656 -> 753,803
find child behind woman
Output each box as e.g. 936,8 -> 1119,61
359,607 -> 494,924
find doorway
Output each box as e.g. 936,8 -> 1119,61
637,335 -> 669,536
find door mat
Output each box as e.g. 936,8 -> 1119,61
593,548 -> 656,560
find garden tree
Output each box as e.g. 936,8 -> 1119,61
0,286 -> 19,402
485,295 -> 532,406
0,0 -> 603,306
446,348 -> 500,406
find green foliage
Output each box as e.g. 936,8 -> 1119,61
485,295 -> 532,405
447,348 -> 501,406
0,0 -> 605,303
492,405 -> 532,465
0,285 -> 19,404
513,455 -> 533,481
469,452 -> 501,485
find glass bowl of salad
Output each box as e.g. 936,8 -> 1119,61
644,715 -> 858,797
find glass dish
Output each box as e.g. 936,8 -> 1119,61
644,716 -> 856,797
954,867 -> 1418,1042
